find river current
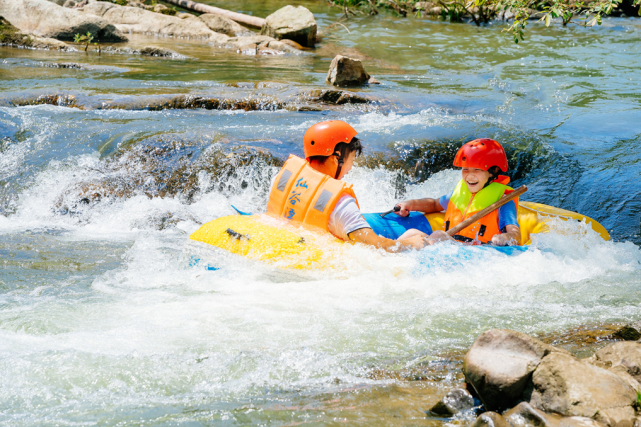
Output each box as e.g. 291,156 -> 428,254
1,0 -> 641,425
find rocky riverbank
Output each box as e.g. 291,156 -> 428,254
0,0 -> 315,56
423,325 -> 641,427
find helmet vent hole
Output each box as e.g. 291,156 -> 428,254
462,156 -> 466,161
310,141 -> 315,145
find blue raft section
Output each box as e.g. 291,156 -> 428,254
362,212 -> 433,240
362,212 -> 528,255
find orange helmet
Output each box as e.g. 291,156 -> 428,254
453,138 -> 509,172
303,120 -> 358,161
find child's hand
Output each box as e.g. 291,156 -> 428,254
400,234 -> 426,250
491,233 -> 518,246
394,201 -> 411,217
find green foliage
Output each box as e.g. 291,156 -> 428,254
74,32 -> 100,53
636,390 -> 641,410
160,7 -> 177,15
328,0 -> 641,41
501,0 -> 641,42
108,0 -> 128,5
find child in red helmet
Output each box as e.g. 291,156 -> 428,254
394,139 -> 522,246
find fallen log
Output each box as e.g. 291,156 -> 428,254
162,0 -> 265,29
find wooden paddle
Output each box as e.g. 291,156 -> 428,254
446,185 -> 528,237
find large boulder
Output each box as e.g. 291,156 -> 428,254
79,2 -> 214,38
463,329 -> 568,411
530,352 -> 637,427
198,13 -> 251,37
260,5 -> 316,48
326,55 -> 372,87
0,0 -> 126,41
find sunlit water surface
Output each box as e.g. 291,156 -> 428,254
1,1 -> 640,425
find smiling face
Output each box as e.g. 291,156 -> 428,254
461,167 -> 493,193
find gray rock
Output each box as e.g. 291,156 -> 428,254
79,2 -> 213,38
0,0 -> 126,41
199,13 -> 250,37
260,5 -> 316,48
262,40 -> 299,54
530,352 -> 637,427
472,412 -> 511,427
587,341 -> 641,390
504,402 -> 604,427
139,46 -> 182,58
326,55 -> 371,87
463,329 -> 567,411
62,0 -> 76,7
429,388 -> 474,416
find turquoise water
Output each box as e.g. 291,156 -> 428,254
1,1 -> 641,425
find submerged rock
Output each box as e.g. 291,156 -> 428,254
54,139 -> 283,219
260,5 -> 316,48
463,329 -> 568,411
612,324 -> 641,341
78,2 -> 213,38
530,352 -> 637,427
429,388 -> 474,416
306,89 -> 370,105
198,13 -> 251,37
0,0 -> 126,41
326,55 -> 372,87
138,46 -> 182,58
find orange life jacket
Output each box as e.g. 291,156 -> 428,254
266,155 -> 359,233
443,176 -> 520,244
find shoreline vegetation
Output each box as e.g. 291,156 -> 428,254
1,0 -> 640,57
327,0 -> 641,42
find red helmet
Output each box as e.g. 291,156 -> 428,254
303,121 -> 358,161
453,138 -> 508,172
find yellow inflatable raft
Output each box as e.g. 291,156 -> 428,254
189,202 -> 609,270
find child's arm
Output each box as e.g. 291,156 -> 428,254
491,202 -> 521,245
394,198 -> 444,217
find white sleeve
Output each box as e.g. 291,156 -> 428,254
328,195 -> 371,241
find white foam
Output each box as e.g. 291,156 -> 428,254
1,145 -> 640,426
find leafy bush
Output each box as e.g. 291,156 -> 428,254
327,0 -> 641,42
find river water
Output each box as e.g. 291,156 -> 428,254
1,1 -> 641,425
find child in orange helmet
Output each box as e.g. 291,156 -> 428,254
266,120 -> 426,252
394,139 -> 522,246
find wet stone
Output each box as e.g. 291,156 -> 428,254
260,5 -> 316,47
504,402 -> 604,427
326,55 -> 371,87
613,325 -> 641,341
472,412 -> 511,427
429,388 -> 474,416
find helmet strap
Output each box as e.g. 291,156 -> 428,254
333,144 -> 348,180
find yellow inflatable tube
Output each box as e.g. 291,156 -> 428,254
189,202 -> 609,270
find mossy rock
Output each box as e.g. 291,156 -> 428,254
0,17 -> 32,47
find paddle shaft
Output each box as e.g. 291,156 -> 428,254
446,185 -> 528,237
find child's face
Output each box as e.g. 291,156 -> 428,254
461,168 -> 492,193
